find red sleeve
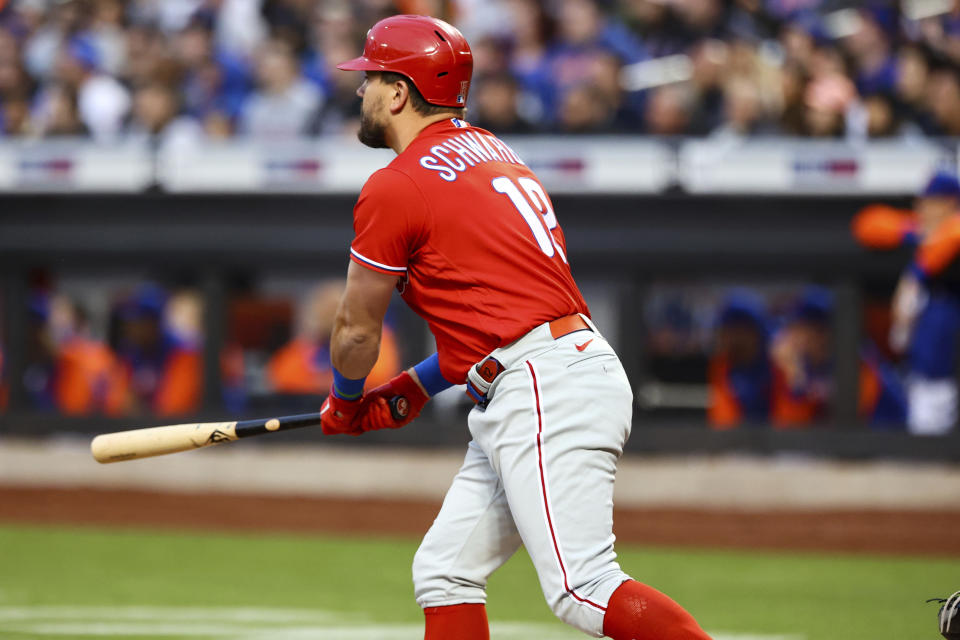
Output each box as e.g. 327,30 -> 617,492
350,168 -> 429,276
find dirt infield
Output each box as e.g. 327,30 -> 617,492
2,486 -> 958,555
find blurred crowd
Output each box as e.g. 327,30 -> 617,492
645,283 -> 909,430
11,285 -> 205,416
0,279 -> 400,417
704,286 -> 908,430
0,0 -> 958,141
694,168 -> 960,434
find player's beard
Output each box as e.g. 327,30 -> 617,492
358,97 -> 388,149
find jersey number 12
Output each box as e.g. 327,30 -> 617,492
491,176 -> 567,263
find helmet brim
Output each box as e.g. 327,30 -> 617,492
336,56 -> 386,72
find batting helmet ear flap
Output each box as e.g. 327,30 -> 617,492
336,15 -> 473,108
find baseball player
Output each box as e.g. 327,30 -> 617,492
853,170 -> 960,434
319,15 -> 711,640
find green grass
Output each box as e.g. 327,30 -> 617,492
0,524 -> 955,639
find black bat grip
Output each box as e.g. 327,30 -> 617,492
388,395 -> 409,421
234,412 -> 324,438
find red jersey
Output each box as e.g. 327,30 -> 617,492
350,118 -> 589,383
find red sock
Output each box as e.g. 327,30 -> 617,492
423,603 -> 489,640
602,580 -> 711,640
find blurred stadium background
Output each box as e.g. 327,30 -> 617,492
2,0 -> 960,638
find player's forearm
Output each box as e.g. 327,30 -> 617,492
330,321 -> 382,381
330,260 -> 398,387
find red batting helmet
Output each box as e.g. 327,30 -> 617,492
337,15 -> 473,108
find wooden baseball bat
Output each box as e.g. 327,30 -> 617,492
91,412 -> 323,464
91,397 -> 408,464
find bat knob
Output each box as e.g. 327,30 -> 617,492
389,395 -> 409,421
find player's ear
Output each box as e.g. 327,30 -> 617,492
389,79 -> 410,115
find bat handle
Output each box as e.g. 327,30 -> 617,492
388,395 -> 409,421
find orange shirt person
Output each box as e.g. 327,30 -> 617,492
771,288 -> 907,427
54,333 -> 129,415
852,170 -> 960,434
852,172 -> 960,289
41,294 -> 130,416
115,286 -> 201,417
708,293 -> 772,429
772,350 -> 905,426
267,281 -> 400,394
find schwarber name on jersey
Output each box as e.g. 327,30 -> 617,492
350,118 -> 589,384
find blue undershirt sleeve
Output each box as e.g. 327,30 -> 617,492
413,353 -> 454,397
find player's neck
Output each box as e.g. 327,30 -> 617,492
388,113 -> 456,155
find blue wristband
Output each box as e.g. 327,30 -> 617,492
332,368 -> 366,400
413,353 -> 453,397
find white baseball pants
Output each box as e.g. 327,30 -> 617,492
907,375 -> 958,435
413,318 -> 634,636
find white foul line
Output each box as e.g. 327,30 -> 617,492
0,605 -> 805,640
